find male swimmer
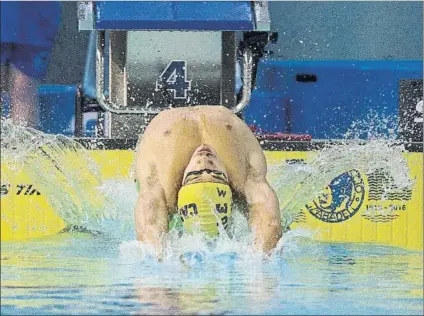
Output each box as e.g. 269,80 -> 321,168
134,106 -> 282,256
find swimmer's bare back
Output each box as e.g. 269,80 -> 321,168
135,106 -> 264,208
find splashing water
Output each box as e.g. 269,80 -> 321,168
0,114 -> 414,261
1,118 -> 115,230
267,140 -> 413,229
343,109 -> 399,140
267,111 -> 413,229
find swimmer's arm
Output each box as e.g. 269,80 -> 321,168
244,149 -> 282,253
134,186 -> 168,258
245,178 -> 282,253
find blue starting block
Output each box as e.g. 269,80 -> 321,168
77,1 -> 273,138
38,85 -> 79,136
38,85 -> 98,137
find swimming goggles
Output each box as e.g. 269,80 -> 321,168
185,169 -> 228,183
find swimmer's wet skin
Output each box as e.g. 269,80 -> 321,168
134,106 -> 282,258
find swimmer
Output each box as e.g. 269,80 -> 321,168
134,106 -> 282,257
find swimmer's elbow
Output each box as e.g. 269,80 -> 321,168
268,217 -> 281,231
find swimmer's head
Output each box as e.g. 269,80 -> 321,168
182,144 -> 228,186
178,144 -> 231,237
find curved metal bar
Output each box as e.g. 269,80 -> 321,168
96,31 -> 164,114
230,47 -> 253,114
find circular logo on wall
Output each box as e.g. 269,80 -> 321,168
306,169 -> 365,223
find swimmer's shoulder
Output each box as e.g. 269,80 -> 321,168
147,106 -> 236,126
154,105 -> 234,116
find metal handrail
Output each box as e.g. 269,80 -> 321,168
95,31 -> 254,115
96,32 -> 161,114
230,47 -> 253,114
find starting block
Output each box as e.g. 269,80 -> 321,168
77,1 -> 275,138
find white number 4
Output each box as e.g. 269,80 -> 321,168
155,60 -> 192,99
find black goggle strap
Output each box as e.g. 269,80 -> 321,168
186,169 -> 227,180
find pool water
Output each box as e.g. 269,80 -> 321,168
1,232 -> 422,315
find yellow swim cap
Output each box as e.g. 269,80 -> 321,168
177,182 -> 232,237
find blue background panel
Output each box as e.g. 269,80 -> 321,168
95,1 -> 253,30
243,60 -> 423,139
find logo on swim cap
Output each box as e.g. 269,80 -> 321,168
177,182 -> 232,236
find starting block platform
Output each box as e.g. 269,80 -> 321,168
92,1 -> 258,31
